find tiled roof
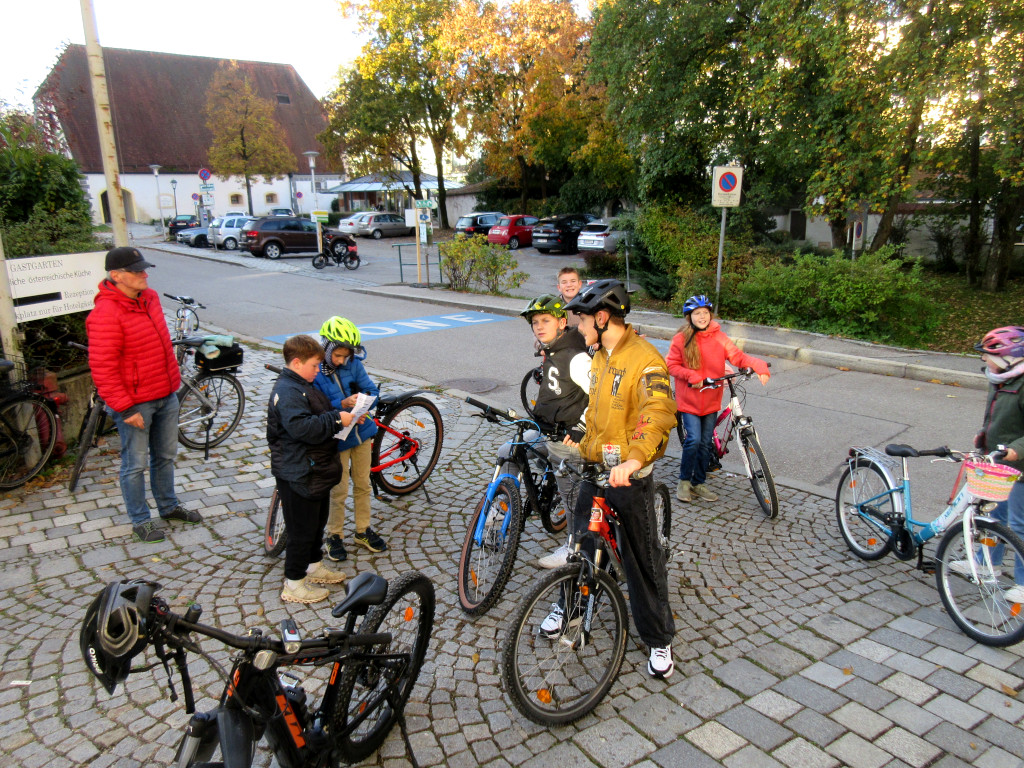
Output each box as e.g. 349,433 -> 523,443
35,45 -> 327,175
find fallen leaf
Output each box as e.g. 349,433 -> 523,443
151,556 -> 162,562
256,606 -> 264,616
1000,683 -> 1017,697
838,366 -> 851,372
472,652 -> 480,664
929,379 -> 943,384
946,394 -> 957,398
843,667 -> 854,675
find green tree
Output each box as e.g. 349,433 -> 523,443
205,64 -> 296,216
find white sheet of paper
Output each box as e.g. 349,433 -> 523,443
335,393 -> 376,440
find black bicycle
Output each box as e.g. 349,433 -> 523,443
84,571 -> 435,767
0,359 -> 63,490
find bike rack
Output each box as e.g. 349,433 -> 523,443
392,243 -> 441,285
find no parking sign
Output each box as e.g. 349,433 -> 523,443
712,166 -> 743,207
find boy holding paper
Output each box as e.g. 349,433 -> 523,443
313,316 -> 387,560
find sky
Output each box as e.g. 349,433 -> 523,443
1,0 -> 366,111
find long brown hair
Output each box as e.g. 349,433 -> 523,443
675,322 -> 702,370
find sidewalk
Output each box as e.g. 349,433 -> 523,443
142,231 -> 987,391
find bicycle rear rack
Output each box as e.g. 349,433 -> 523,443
850,446 -> 904,482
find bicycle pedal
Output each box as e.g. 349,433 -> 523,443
918,559 -> 936,574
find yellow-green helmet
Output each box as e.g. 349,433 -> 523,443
520,294 -> 567,321
319,316 -> 361,349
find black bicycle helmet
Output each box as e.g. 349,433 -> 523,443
80,579 -> 160,694
562,279 -> 630,317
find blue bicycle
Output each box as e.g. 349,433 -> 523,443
836,443 -> 1024,646
457,397 -> 572,616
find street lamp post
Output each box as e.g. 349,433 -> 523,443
149,164 -> 166,238
303,150 -> 319,213
170,179 -> 178,216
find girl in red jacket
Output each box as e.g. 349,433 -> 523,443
666,295 -> 770,502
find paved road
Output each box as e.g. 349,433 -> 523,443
1,345 -> 1022,768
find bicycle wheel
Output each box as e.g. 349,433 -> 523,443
458,478 -> 523,615
179,308 -> 200,335
540,471 -> 571,535
520,367 -> 542,417
709,410 -> 730,471
501,564 -> 628,725
263,489 -> 287,557
835,459 -> 894,560
330,572 -> 435,763
371,397 -> 443,495
344,254 -> 360,270
739,429 -> 779,519
0,395 -> 58,490
653,482 -> 671,549
177,373 -> 245,450
68,399 -> 104,492
312,253 -> 329,269
935,518 -> 1024,647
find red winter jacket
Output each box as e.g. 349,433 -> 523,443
665,320 -> 770,416
85,281 -> 180,416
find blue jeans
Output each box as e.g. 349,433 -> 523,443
678,412 -> 717,486
112,393 -> 181,525
989,480 -> 1024,584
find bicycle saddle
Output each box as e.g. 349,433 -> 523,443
885,444 -> 919,457
331,572 -> 387,618
0,360 -> 13,373
378,390 -> 424,406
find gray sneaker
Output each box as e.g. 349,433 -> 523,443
161,505 -> 202,524
133,521 -> 165,543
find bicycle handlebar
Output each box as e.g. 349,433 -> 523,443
163,293 -> 206,309
265,363 -> 283,374
465,396 -> 520,423
883,444 -> 1008,463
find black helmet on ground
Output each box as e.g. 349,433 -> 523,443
562,279 -> 630,317
80,579 -> 160,694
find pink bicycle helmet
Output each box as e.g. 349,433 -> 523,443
975,326 -> 1024,358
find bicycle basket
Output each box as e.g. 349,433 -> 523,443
962,461 -> 1021,502
196,343 -> 244,373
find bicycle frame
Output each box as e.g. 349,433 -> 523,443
473,421 -> 552,547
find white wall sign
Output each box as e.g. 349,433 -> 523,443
5,251 -> 107,322
712,166 -> 744,208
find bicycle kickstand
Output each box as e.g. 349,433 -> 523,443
397,712 -> 421,768
916,546 -> 935,574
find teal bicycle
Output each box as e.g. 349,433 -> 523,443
836,443 -> 1024,646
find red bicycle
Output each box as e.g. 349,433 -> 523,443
262,364 -> 443,556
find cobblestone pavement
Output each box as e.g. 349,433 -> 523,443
1,344 -> 1022,768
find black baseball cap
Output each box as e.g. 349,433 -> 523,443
105,247 -> 154,272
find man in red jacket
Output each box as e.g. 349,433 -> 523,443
85,247 -> 201,542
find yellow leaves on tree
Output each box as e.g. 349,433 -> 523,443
205,63 -> 296,214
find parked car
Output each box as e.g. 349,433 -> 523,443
239,216 -> 354,259
168,214 -> 199,239
577,219 -> 627,253
267,207 -> 294,216
487,215 -> 539,249
337,213 -> 371,236
454,212 -> 504,238
210,215 -> 251,250
354,212 -> 414,239
531,214 -> 591,253
177,225 -> 210,247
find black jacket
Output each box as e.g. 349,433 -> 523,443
532,330 -> 590,440
267,369 -> 342,498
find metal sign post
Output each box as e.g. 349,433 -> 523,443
711,165 -> 743,310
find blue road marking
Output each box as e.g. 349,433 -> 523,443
264,311 -> 509,344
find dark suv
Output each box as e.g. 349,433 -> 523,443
454,212 -> 504,237
239,216 -> 354,259
168,214 -> 199,239
531,214 -> 592,254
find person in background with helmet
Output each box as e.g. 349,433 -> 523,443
666,295 -> 770,503
313,317 -> 387,560
520,295 -> 591,569
562,279 -> 679,679
970,326 -> 1024,604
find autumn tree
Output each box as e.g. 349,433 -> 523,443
205,64 -> 296,216
333,0 -> 463,227
441,0 -> 590,211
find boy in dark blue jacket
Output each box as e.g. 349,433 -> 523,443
313,317 -> 387,560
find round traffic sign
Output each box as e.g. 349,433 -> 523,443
191,193 -> 200,201
718,172 -> 738,192
198,168 -> 211,181
296,191 -> 303,198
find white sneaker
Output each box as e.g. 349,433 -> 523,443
281,578 -> 329,604
538,545 -> 570,569
541,604 -> 565,637
647,645 -> 674,679
306,562 -> 346,584
948,559 -> 1002,581
1004,584 -> 1024,604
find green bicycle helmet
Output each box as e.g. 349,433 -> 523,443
520,294 -> 568,321
319,316 -> 361,350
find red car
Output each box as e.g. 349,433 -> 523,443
487,215 -> 539,250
